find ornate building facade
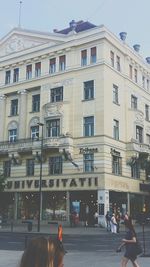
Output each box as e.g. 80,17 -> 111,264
0,20 -> 150,226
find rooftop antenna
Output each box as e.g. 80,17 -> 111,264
18,1 -> 23,28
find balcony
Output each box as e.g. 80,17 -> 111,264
126,139 -> 150,154
0,135 -> 73,156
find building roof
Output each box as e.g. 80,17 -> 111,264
54,20 -> 97,34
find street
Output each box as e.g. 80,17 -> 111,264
0,226 -> 150,267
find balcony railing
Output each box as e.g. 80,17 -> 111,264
126,139 -> 150,154
0,135 -> 73,155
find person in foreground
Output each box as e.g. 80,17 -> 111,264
19,236 -> 65,267
117,218 -> 141,267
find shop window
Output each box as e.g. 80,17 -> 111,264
145,104 -> 149,121
83,116 -> 94,136
26,64 -> 32,80
26,159 -> 35,176
5,70 -> 11,84
3,160 -> 11,177
35,62 -> 41,77
81,49 -> 87,66
90,47 -> 96,64
49,156 -> 62,175
84,80 -> 94,100
131,161 -> 140,179
113,119 -> 119,140
31,126 -> 39,139
83,153 -> 94,172
10,99 -> 18,116
59,55 -> 66,71
49,58 -> 56,74
8,129 -> 17,142
51,87 -> 63,102
136,126 -> 143,143
131,95 -> 137,109
110,51 -> 114,67
113,84 -> 119,104
32,94 -> 40,112
112,155 -> 122,175
46,119 -> 60,137
13,68 -> 19,83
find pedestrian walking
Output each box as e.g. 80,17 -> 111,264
117,218 -> 141,267
105,211 -> 111,231
116,211 -> 121,233
19,236 -> 65,267
110,213 -> 117,233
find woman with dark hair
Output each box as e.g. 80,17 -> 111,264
117,218 -> 141,267
19,236 -> 65,267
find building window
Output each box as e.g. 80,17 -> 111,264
147,79 -> 149,90
131,161 -> 140,179
49,58 -> 56,74
136,126 -> 143,143
3,160 -> 11,177
26,159 -> 34,176
51,87 -> 63,102
83,153 -> 94,172
84,116 -> 94,136
112,155 -> 122,175
131,95 -> 137,109
113,119 -> 119,140
142,76 -> 145,88
129,65 -> 133,79
110,51 -> 114,67
32,94 -> 40,112
116,55 -> 120,71
134,68 -> 137,83
113,84 -> 118,104
13,68 -> 19,83
31,126 -> 39,139
46,119 -> 60,137
35,62 -> 41,77
5,70 -> 11,84
145,104 -> 149,121
10,99 -> 18,116
26,64 -> 32,80
9,129 -> 17,142
90,47 -> 96,64
146,134 -> 150,144
59,55 -> 66,71
84,80 -> 94,100
49,156 -> 62,175
81,49 -> 87,66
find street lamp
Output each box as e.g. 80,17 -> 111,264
37,122 -> 44,232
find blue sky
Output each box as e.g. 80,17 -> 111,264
0,0 -> 150,58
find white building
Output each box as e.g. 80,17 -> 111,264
0,20 -> 150,226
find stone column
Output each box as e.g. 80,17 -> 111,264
18,89 -> 27,139
97,189 -> 109,227
0,94 -> 7,141
127,192 -> 130,215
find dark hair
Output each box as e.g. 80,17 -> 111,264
124,217 -> 136,236
19,236 -> 65,267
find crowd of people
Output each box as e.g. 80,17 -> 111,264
105,211 -> 121,233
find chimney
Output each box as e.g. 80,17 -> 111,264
133,44 -> 140,52
119,32 -> 127,41
146,57 -> 150,64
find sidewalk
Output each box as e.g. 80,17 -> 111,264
0,221 -> 149,235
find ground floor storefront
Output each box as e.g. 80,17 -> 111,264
0,189 -> 149,226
